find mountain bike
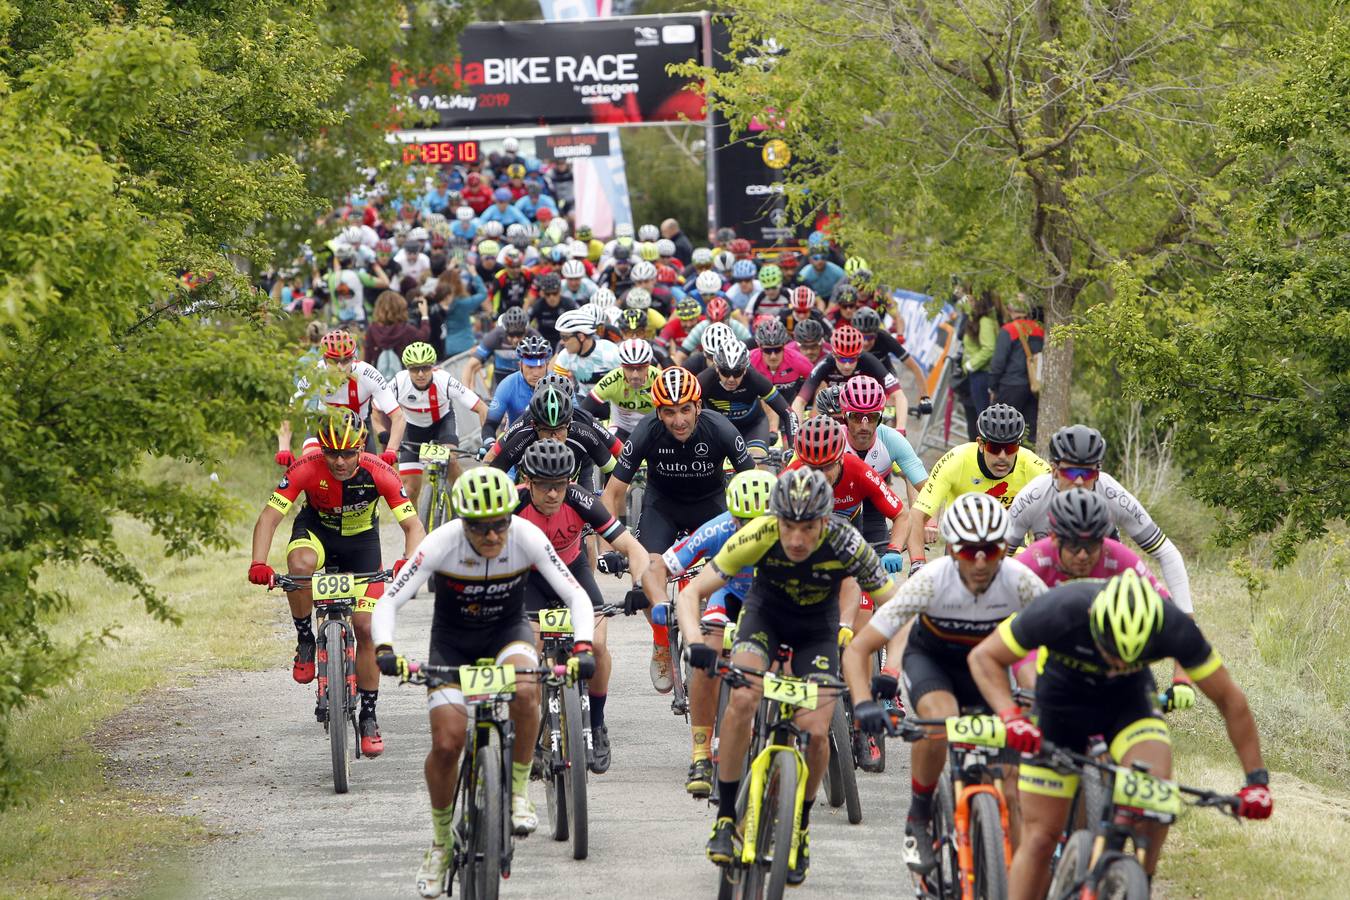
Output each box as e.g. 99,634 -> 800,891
402,441 -> 477,533
271,568 -> 391,794
401,659 -> 567,900
657,553 -> 703,719
710,658 -> 845,900
822,679 -> 863,824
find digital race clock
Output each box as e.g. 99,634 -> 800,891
400,140 -> 481,165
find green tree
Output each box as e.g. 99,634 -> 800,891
1078,19 -> 1350,564
678,2 -> 1320,446
623,124 -> 709,239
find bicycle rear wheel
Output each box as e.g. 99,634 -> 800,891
932,768 -> 958,895
830,701 -> 862,824
1046,829 -> 1092,899
969,791 -> 1009,899
762,753 -> 799,900
463,739 -> 504,900
562,682 -> 589,860
324,619 -> 350,794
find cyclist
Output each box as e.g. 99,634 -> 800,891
724,258 -> 761,317
792,318 -> 828,366
620,285 -> 668,333
594,242 -> 636,295
743,264 -> 787,320
1007,423 -> 1194,614
604,367 -> 755,691
515,440 -> 650,774
373,467 -> 598,895
628,261 -> 674,318
393,342 -> 487,501
798,248 -> 847,301
480,334 -> 551,444
845,494 -> 1046,873
678,296 -> 751,364
291,330 -> 406,463
492,246 -> 535,312
581,338 -> 660,442
792,324 -> 904,423
697,340 -> 798,452
559,258 -> 597,305
486,384 -> 619,488
678,321 -> 736,376
852,306 -> 932,420
248,412 -> 426,757
463,307 -> 540,392
1017,488 -> 1170,594
658,297 -> 704,357
551,308 -> 622,389
780,285 -> 831,338
907,404 -> 1052,575
677,468 -> 901,885
748,318 -> 815,406
526,271 -> 577,347
967,570 -> 1273,900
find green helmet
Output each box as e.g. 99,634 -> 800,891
451,467 -> 518,520
758,264 -> 783,289
1089,570 -> 1165,664
726,469 -> 777,519
844,256 -> 869,276
401,342 -> 437,367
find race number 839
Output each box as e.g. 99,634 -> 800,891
1112,769 -> 1181,817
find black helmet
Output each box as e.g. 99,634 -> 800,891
754,318 -> 788,347
831,283 -> 859,305
537,372 -> 576,397
770,468 -> 834,521
529,385 -> 574,428
1049,424 -> 1106,466
612,243 -> 632,262
851,306 -> 881,335
1048,488 -> 1113,541
521,439 -> 575,479
814,384 -> 844,417
793,318 -> 824,344
977,404 -> 1025,443
500,306 -> 528,335
536,271 -> 562,293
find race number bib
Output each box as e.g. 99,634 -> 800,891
762,673 -> 819,710
458,664 -> 518,702
313,573 -> 357,601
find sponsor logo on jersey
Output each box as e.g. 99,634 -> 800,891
278,477 -> 289,489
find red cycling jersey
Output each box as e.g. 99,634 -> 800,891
514,484 -> 624,565
786,452 -> 903,520
268,451 -> 417,536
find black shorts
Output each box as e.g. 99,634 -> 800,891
902,636 -> 986,711
287,507 -> 383,574
524,548 -> 604,612
858,502 -> 891,551
731,415 -> 771,449
397,417 -> 459,471
638,488 -> 726,553
428,616 -> 537,687
732,601 -> 839,679
1035,675 -> 1160,755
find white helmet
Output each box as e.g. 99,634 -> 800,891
696,270 -> 723,295
455,206 -> 475,222
625,287 -> 652,310
631,261 -> 658,282
656,238 -> 676,258
591,287 -> 618,309
692,247 -> 714,265
502,136 -> 520,153
505,223 -> 527,239
939,494 -> 1010,546
556,308 -> 597,336
637,224 -> 660,242
615,223 -> 635,239
713,250 -> 735,272
561,260 -> 586,279
334,241 -> 358,263
340,225 -> 364,247
548,218 -> 569,238
701,322 -> 735,357
569,240 -> 589,259
618,339 -> 654,366
408,226 -> 430,243
480,220 -> 504,238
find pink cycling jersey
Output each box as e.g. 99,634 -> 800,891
1015,536 -> 1169,597
750,344 -> 815,388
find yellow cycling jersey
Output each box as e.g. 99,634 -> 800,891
911,441 -> 1051,517
589,365 -> 659,417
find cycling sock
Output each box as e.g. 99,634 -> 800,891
589,693 -> 607,728
801,798 -> 815,829
691,726 -> 713,762
651,621 -> 669,647
359,689 -> 378,719
717,779 -> 740,820
431,804 -> 455,849
294,616 -> 314,642
512,761 -> 530,796
908,778 -> 936,822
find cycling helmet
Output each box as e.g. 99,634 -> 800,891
939,493 -> 1009,546
521,439 -> 575,480
754,318 -> 788,348
625,287 -> 652,310
793,318 -> 825,344
591,287 -> 617,309
814,384 -> 844,417
320,330 -> 357,360
620,307 -> 648,332
500,306 -> 529,334
638,242 -> 660,262
832,283 -> 859,305
732,259 -> 758,281
794,415 -> 848,466
401,342 -> 437,367
529,384 -> 574,428
547,244 -> 566,263
851,306 -> 882,335
844,256 -> 869,276
613,243 -> 635,263
615,223 -> 635,239
374,239 -> 394,256
408,227 -> 430,244
656,238 -> 676,258
451,467 -> 518,520
675,297 -> 702,323
555,308 -> 596,336
705,296 -> 731,322
501,246 -> 524,265
636,224 -> 659,242
576,224 -> 594,240
536,272 -> 562,293
506,163 -> 526,179
618,338 -> 654,366
695,270 -> 723,295
790,285 -> 815,314
561,260 -> 586,279
701,322 -> 735,357
758,265 -> 783,289
477,239 -> 501,258
807,230 -> 828,250
480,221 -> 504,239
729,238 -> 753,258
454,206 -> 475,222
651,366 -> 702,407
713,340 -> 750,376
1049,424 -> 1107,467
538,371 -> 576,397
631,260 -> 658,282
316,411 -> 367,451
569,240 -> 589,259
771,467 -> 834,522
1089,570 -> 1164,664
505,223 -> 527,240
1049,488 -> 1113,541
715,227 -> 737,244
977,404 -> 1026,443
713,250 -> 736,273
518,334 -> 552,363
840,375 -> 887,414
502,136 -> 520,153
691,247 -> 714,266
726,469 -> 777,519
340,225 -> 365,247
832,324 -> 865,358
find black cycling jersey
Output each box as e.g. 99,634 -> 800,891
683,348 -> 709,375
613,408 -> 754,501
527,295 -> 578,347
864,329 -> 910,372
490,409 -> 617,479
799,353 -> 898,405
696,366 -> 793,430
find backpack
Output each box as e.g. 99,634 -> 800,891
376,347 -> 402,382
1014,321 -> 1043,395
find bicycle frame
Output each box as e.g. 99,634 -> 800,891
949,757 -> 1013,899
740,729 -> 811,869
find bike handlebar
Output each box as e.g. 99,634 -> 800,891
269,569 -> 393,592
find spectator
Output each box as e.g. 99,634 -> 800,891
661,218 -> 694,265
960,289 -> 1001,431
430,265 -> 487,359
989,291 -> 1044,442
364,291 -> 430,380
797,249 -> 846,301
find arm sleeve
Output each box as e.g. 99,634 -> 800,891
710,516 -> 776,579
483,376 -> 514,438
868,569 -> 935,640
525,525 -> 595,642
489,425 -> 528,471
1005,473 -> 1051,547
369,372 -> 400,416
860,355 -> 900,394
799,359 -> 829,403
720,416 -> 754,472
568,487 -> 625,543
756,370 -> 790,421
266,460 -> 309,515
444,374 -> 483,411
580,390 -> 609,419
879,427 -> 927,485
373,460 -> 418,522
372,525 -> 452,645
860,462 -> 904,518
1151,538 -> 1193,614
582,424 -> 617,474
680,322 -> 705,354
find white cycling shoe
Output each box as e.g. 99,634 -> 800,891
416,842 -> 451,898
650,644 -> 673,694
511,793 -> 538,836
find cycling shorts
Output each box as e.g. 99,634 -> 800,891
638,488 -> 726,554
286,507 -> 384,612
426,616 -> 538,710
732,601 -> 838,679
901,639 -> 985,713
524,548 -> 604,613
702,586 -> 745,629
397,417 -> 459,475
734,416 -> 772,451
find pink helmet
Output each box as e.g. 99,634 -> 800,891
840,375 -> 887,414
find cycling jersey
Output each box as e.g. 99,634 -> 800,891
798,354 -> 898,405
374,516 -> 594,643
490,412 -> 619,479
680,318 -> 752,354
745,290 -> 789,320
1015,537 -> 1168,597
613,409 -> 754,502
784,452 -> 903,520
474,326 -> 543,383
662,511 -> 754,600
492,270 -> 534,312
526,295 -> 579,347
696,367 -> 794,439
869,555 -> 1045,648
268,451 -> 417,536
749,345 -> 815,402
584,365 -> 659,435
314,361 -> 399,421
483,370 -> 539,439
552,337 -> 623,386
515,484 -> 624,565
658,316 -> 696,350
911,441 -> 1052,517
863,329 -> 911,370
393,369 -> 481,428
1006,471 -> 1193,612
850,424 -> 927,486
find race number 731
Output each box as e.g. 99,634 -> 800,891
762,673 -> 819,710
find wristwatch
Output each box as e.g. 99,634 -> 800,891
1245,768 -> 1270,787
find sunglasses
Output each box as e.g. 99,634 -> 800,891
838,302 -> 857,309
952,542 -> 1005,560
464,517 -> 512,535
846,411 -> 880,424
1059,538 -> 1103,556
983,440 -> 1020,455
408,365 -> 434,375
718,367 -> 748,379
531,479 -> 569,495
761,346 -> 784,355
321,448 -> 360,460
1058,465 -> 1100,482
834,355 -> 858,366
799,342 -> 821,352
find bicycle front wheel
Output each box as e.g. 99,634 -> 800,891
970,791 -> 1009,899
542,687 -> 568,842
562,682 -> 589,860
324,619 -> 350,794
762,753 -> 799,900
1097,857 -> 1151,899
1046,829 -> 1092,899
463,740 -> 504,900
830,701 -> 862,824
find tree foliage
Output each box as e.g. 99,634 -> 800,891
1077,18 -> 1350,564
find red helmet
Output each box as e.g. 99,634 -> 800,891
840,375 -> 887,414
832,324 -> 865,358
794,415 -> 849,466
705,296 -> 731,322
791,286 -> 815,315
656,266 -> 678,284
729,238 -> 753,259
320,330 -> 357,360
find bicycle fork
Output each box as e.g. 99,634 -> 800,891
953,781 -> 1012,900
740,744 -> 811,870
